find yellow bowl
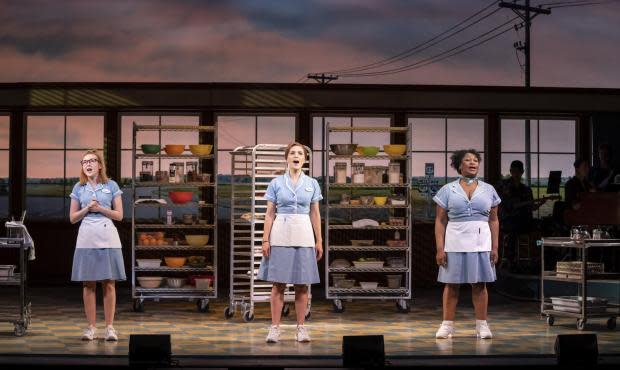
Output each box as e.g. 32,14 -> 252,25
374,196 -> 388,205
189,144 -> 213,156
355,147 -> 365,155
164,257 -> 187,268
383,144 -> 406,156
185,235 -> 209,247
164,144 -> 185,155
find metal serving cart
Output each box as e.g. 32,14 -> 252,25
324,122 -> 412,313
226,144 -> 312,322
131,122 -> 218,313
0,220 -> 33,336
540,237 -> 620,330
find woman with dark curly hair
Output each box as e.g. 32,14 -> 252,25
432,149 -> 501,339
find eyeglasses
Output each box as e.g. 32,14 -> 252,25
81,158 -> 99,166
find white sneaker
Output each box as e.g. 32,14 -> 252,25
82,326 -> 97,341
476,321 -> 493,339
435,323 -> 455,339
296,325 -> 311,343
266,325 -> 280,343
105,326 -> 118,341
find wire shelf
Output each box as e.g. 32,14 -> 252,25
135,266 -> 214,272
328,126 -> 409,133
328,183 -> 410,188
135,125 -> 216,131
135,245 -> 215,251
328,225 -> 408,230
329,246 -> 409,252
134,182 -> 214,188
328,267 -> 408,273
135,224 -> 215,229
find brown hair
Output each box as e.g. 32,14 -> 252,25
284,142 -> 308,158
79,149 -> 109,185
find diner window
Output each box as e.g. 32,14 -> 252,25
217,114 -> 295,221
500,118 -> 576,218
409,117 -> 486,221
217,115 -> 296,178
26,115 -> 104,220
0,115 -> 9,220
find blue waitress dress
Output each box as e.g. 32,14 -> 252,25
257,171 -> 322,285
70,180 -> 126,282
432,179 -> 501,284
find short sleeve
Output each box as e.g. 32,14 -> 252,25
69,183 -> 81,201
109,180 -> 123,198
311,178 -> 323,202
490,185 -> 502,207
265,179 -> 277,202
432,184 -> 449,209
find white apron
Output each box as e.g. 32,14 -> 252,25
269,214 -> 315,247
444,220 -> 491,253
76,217 -> 122,249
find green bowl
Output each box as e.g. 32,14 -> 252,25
141,144 -> 161,154
362,146 -> 380,156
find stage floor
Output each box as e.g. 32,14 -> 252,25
0,287 -> 618,360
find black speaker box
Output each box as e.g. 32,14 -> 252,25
129,334 -> 172,367
342,335 -> 385,368
555,333 -> 598,367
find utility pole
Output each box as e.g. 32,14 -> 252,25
499,1 -> 551,185
306,73 -> 338,84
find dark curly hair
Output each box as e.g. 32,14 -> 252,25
450,149 -> 482,175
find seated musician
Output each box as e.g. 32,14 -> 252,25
590,143 -> 618,192
565,158 -> 595,210
496,161 -> 548,268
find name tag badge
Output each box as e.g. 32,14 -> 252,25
102,188 -> 111,194
305,187 -> 313,192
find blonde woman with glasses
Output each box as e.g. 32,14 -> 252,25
69,150 -> 125,341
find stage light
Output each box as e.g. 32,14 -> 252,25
342,335 -> 385,368
555,333 -> 598,367
129,334 -> 171,367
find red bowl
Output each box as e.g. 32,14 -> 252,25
168,191 -> 193,204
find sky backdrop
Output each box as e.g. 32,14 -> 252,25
1,0 -> 619,86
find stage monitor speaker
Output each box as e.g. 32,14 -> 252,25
555,334 -> 598,367
342,335 -> 385,368
129,334 -> 171,367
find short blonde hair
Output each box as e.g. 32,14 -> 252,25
284,142 -> 308,158
79,149 -> 109,185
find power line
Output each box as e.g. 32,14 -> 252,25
537,0 -> 617,6
339,26 -> 517,78
321,0 -> 501,75
545,0 -> 619,9
339,16 -> 521,77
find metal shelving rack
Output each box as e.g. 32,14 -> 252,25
0,222 -> 33,336
324,123 -> 412,313
131,123 -> 217,313
226,144 -> 312,322
540,237 -> 620,330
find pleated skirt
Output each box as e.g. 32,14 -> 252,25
257,246 -> 320,285
71,248 -> 126,282
437,252 -> 496,284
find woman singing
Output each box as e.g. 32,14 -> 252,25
69,150 -> 125,341
258,142 -> 323,343
433,149 -> 501,339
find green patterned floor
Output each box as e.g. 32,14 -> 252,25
0,287 -> 618,357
